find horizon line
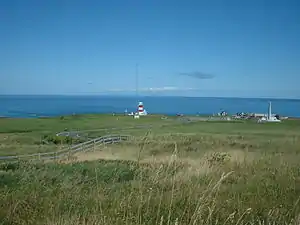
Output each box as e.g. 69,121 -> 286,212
0,94 -> 299,101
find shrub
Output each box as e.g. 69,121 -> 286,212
41,134 -> 82,145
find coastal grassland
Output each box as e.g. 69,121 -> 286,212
1,115 -> 300,224
0,114 -> 175,156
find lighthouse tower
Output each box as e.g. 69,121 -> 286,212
138,101 -> 147,116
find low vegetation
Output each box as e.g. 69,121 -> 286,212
0,114 -> 300,224
41,134 -> 84,145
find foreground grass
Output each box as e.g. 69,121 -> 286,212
1,115 -> 300,224
1,154 -> 300,225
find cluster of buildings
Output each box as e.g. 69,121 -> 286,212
124,100 -> 284,123
233,102 -> 283,123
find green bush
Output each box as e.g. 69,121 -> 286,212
0,172 -> 21,188
41,134 -> 82,145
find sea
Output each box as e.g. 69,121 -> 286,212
1,95 -> 300,118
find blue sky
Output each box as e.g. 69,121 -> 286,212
1,0 -> 300,98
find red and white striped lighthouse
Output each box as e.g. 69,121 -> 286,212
138,101 -> 144,115
137,101 -> 147,115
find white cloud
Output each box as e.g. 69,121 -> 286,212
107,87 -> 199,92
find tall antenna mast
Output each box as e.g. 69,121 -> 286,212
135,63 -> 139,100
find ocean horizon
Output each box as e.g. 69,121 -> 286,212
1,95 -> 300,118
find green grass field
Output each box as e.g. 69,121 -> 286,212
1,114 -> 300,225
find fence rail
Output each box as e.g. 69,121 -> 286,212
0,118 -> 198,163
55,125 -> 153,137
0,134 -> 131,162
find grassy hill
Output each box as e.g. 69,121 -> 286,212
1,114 -> 300,224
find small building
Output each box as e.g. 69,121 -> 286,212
253,113 -> 265,118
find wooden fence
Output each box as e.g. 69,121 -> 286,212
0,134 -> 131,162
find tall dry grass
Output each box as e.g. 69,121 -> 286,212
1,133 -> 300,225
